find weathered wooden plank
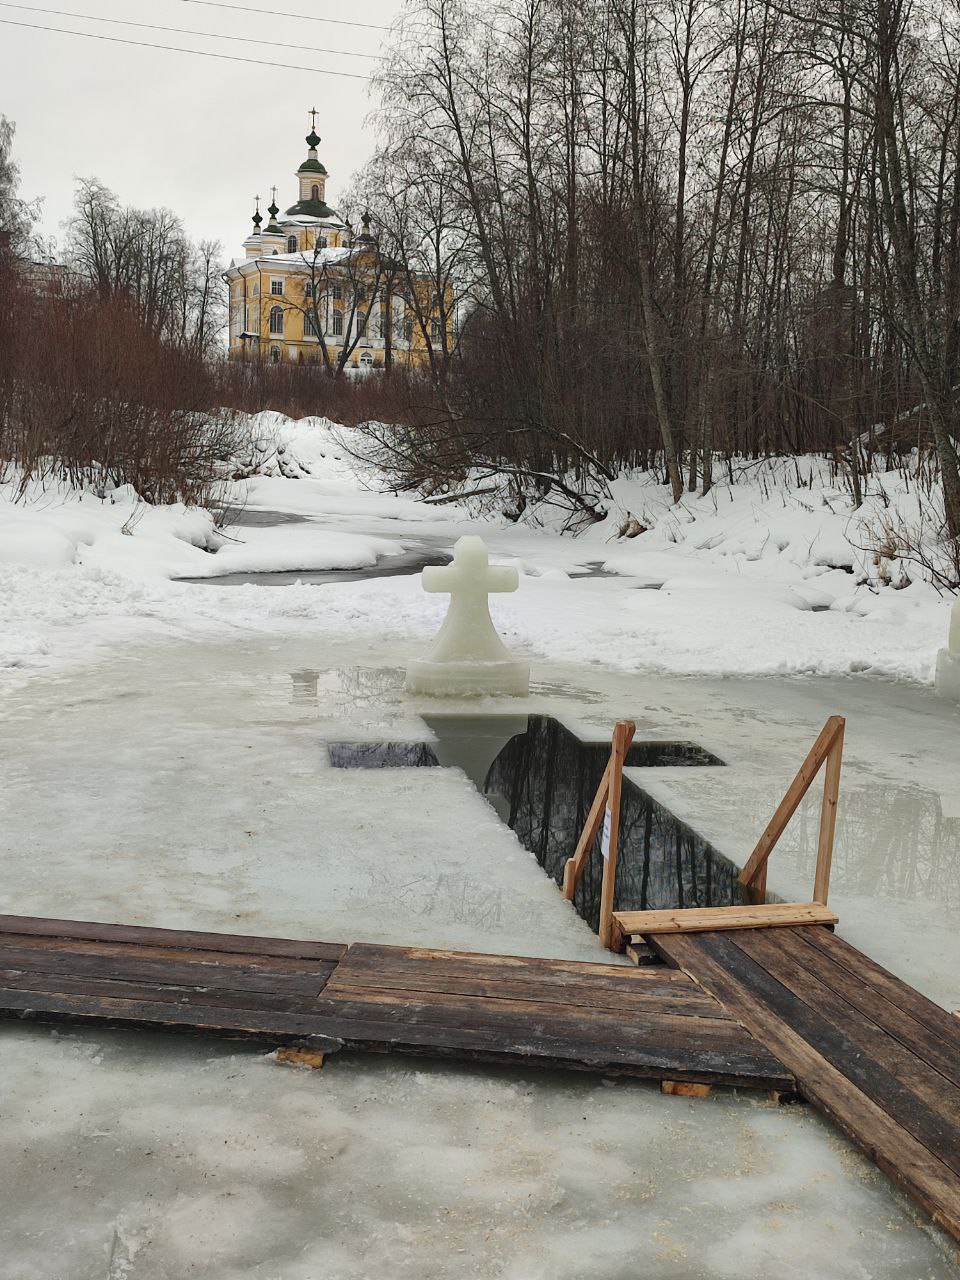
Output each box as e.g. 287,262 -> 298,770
0,986 -> 348,1039
0,933 -> 338,976
0,968 -> 320,1015
337,947 -> 686,983
793,927 -> 960,1048
320,982 -> 739,1038
330,954 -> 717,1008
305,1007 -> 794,1087
0,983 -> 792,1088
315,987 -> 789,1075
0,945 -> 335,996
762,928 -> 960,1092
729,930 -> 960,1174
326,970 -> 725,1018
322,1019 -> 789,1086
616,903 -> 838,936
0,926 -> 792,1090
0,915 -> 346,962
654,931 -> 960,1243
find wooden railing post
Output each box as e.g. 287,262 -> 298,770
738,716 -> 845,906
813,720 -> 844,905
598,721 -> 635,949
562,721 -> 635,948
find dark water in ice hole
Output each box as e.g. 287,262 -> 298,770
328,714 -> 742,934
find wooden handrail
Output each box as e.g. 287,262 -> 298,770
738,716 -> 845,906
562,720 -> 635,949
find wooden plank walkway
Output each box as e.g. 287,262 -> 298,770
651,924 -> 960,1243
0,915 -> 792,1091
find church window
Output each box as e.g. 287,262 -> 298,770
287,235 -> 298,253
403,317 -> 414,343
332,308 -> 344,336
332,284 -> 342,300
319,236 -> 327,249
271,279 -> 283,295
359,351 -> 374,367
269,305 -> 284,335
304,311 -> 318,338
311,184 -> 319,200
430,317 -> 442,342
270,345 -> 281,363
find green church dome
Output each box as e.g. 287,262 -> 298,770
285,197 -> 339,220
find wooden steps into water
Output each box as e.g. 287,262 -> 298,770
651,924 -> 960,1243
0,915 -> 792,1090
613,901 -> 838,940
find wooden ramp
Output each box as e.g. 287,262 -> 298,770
650,924 -> 960,1243
0,915 -> 792,1091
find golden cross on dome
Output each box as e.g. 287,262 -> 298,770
309,106 -> 318,131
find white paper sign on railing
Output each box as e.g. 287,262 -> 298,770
600,805 -> 612,860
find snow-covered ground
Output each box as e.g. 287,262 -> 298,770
1,414 -> 958,1277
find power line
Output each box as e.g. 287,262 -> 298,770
177,0 -> 390,32
0,16 -> 373,76
0,1 -> 381,57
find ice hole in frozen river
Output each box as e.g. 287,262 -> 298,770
329,714 -> 738,933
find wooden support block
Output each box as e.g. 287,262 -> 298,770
767,1088 -> 804,1105
615,902 -> 838,938
661,1080 -> 712,1098
625,943 -> 660,967
275,1045 -> 327,1070
608,916 -> 628,953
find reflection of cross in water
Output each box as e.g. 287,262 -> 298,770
420,536 -> 518,664
290,669 -> 320,705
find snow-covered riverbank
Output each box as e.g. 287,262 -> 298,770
0,413 -> 954,688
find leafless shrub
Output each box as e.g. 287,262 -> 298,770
1,272 -> 240,505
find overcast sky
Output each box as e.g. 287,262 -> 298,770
0,0 -> 402,256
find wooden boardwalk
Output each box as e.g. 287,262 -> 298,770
0,915 -> 792,1090
2,912 -> 958,1241
651,924 -> 960,1243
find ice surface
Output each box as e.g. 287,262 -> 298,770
1,416 -> 959,1274
0,637 -> 958,1275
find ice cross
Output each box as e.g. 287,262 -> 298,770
419,536 -> 519,664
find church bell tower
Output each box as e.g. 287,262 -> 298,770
288,109 -> 334,216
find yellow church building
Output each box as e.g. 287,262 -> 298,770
225,115 -> 448,371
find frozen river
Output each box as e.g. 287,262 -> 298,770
1,624 -> 958,1278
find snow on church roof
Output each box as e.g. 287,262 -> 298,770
232,246 -> 360,271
